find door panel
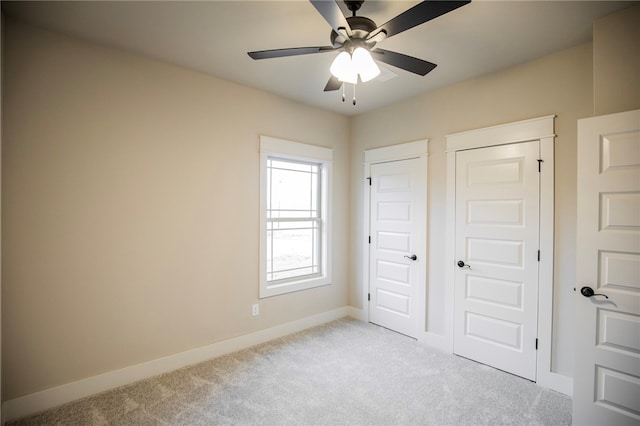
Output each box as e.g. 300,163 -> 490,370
466,276 -> 523,309
369,158 -> 424,338
465,312 -> 522,349
574,109 -> 640,425
600,192 -> 640,229
454,141 -> 540,381
467,238 -> 523,266
467,199 -> 524,225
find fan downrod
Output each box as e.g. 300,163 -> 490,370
344,1 -> 364,16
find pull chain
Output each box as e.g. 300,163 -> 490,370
339,83 -> 357,106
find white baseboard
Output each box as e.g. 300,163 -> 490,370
345,306 -> 365,321
2,306 -> 356,423
538,371 -> 573,396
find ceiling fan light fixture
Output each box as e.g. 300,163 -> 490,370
330,48 -> 379,85
352,47 -> 380,82
248,0 -> 472,99
330,51 -> 358,84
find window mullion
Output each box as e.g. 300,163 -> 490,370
267,217 -> 320,223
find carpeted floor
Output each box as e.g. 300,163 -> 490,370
10,318 -> 572,425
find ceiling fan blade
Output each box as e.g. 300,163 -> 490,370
368,1 -> 470,41
324,75 -> 342,92
248,46 -> 336,60
310,0 -> 352,37
370,48 -> 437,76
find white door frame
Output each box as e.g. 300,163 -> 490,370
445,116 -> 570,395
362,140 -> 428,333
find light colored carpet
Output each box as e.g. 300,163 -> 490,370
10,318 -> 572,425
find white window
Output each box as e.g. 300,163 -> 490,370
259,136 -> 332,298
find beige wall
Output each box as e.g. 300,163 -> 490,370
594,4 -> 640,116
350,42 -> 594,377
1,20 -> 350,399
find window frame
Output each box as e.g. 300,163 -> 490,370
259,136 -> 333,298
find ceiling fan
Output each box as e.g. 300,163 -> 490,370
248,0 -> 470,103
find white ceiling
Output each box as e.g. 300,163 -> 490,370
3,0 -> 636,116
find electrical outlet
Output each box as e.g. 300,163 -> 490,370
252,304 -> 260,316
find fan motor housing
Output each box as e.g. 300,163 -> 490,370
330,16 -> 377,48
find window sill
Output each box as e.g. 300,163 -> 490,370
259,275 -> 331,299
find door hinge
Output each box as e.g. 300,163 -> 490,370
368,293 -> 371,301
537,159 -> 544,172
366,177 -> 372,186
537,250 -> 540,261
535,338 -> 538,350
368,236 -> 371,244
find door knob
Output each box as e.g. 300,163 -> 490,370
404,254 -> 417,261
457,260 -> 471,269
580,286 -> 609,299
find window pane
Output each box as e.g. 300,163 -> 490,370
265,156 -> 323,284
270,228 -> 313,270
268,158 -> 320,220
271,168 -> 311,212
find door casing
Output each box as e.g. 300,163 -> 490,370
445,116 -> 569,395
363,140 -> 428,336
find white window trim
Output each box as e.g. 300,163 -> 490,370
259,136 -> 333,298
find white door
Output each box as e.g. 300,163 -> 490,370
573,109 -> 640,425
369,158 -> 425,338
453,141 -> 540,381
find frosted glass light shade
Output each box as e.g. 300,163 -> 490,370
330,52 -> 357,84
352,47 -> 380,82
